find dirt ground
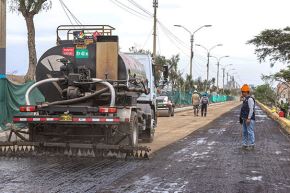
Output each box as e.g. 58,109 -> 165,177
1,102 -> 290,193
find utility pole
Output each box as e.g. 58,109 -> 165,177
206,52 -> 210,85
222,68 -> 225,92
226,72 -> 229,88
217,61 -> 220,89
196,43 -> 222,91
152,0 -> 158,63
0,0 -> 6,78
211,55 -> 229,90
190,34 -> 193,78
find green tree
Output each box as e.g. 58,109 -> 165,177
175,71 -> 184,91
253,84 -> 277,106
10,0 -> 52,81
184,74 -> 194,92
263,65 -> 290,86
193,77 -> 204,92
167,54 -> 180,91
247,27 -> 290,66
154,55 -> 167,85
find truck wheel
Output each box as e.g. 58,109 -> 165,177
167,108 -> 171,117
143,109 -> 155,143
129,111 -> 139,147
171,107 -> 175,117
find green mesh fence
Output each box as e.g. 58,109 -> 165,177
0,78 -> 45,130
165,91 -> 234,105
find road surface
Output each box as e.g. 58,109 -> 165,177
1,103 -> 290,193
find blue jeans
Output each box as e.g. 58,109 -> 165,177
242,119 -> 255,145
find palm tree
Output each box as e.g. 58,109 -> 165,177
10,0 -> 51,81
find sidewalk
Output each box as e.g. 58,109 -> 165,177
175,101 -> 230,113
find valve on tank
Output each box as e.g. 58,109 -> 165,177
58,57 -> 93,100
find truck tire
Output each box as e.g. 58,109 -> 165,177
113,111 -> 139,147
143,109 -> 155,143
129,111 -> 139,147
171,107 -> 175,117
167,107 -> 171,117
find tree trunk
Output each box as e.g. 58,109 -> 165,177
24,15 -> 37,81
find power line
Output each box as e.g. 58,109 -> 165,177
125,1 -> 190,54
158,21 -> 189,49
110,0 -> 207,78
109,0 -> 150,20
142,27 -> 154,50
59,0 -> 73,25
127,0 -> 153,16
59,0 -> 82,25
157,30 -> 161,55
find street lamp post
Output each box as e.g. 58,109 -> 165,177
226,69 -> 236,89
195,43 -> 223,90
231,72 -> 239,89
174,24 -> 212,78
210,56 -> 230,90
222,68 -> 225,92
222,64 -> 232,90
221,64 -> 233,92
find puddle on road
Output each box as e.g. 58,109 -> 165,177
256,114 -> 269,118
196,138 -> 207,145
115,175 -> 188,193
164,164 -> 172,170
207,141 -> 216,146
171,137 -> 214,162
251,171 -> 259,174
255,119 -> 266,123
208,128 -> 226,135
246,176 -> 263,181
279,158 -> 290,161
191,151 -> 209,157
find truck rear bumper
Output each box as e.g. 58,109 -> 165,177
13,116 -> 121,125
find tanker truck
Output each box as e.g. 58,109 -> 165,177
0,25 -> 167,158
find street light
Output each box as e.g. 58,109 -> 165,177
210,55 -> 230,89
220,64 -> 233,91
174,24 -> 212,78
226,68 -> 236,89
195,43 -> 223,89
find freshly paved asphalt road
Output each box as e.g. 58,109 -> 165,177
1,104 -> 290,193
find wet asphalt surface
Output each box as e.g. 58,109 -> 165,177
1,105 -> 290,193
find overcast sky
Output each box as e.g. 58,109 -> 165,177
6,0 -> 290,86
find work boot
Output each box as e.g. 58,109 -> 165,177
242,144 -> 248,149
248,144 -> 255,150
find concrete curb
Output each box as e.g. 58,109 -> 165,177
257,101 -> 290,134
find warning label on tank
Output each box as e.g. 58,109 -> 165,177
76,49 -> 89,59
62,47 -> 75,56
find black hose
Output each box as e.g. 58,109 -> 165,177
40,87 -> 109,107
